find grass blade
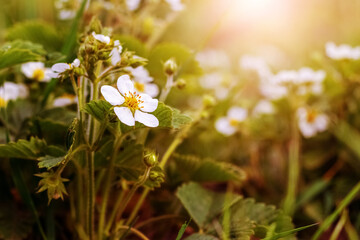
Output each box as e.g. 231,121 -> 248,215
176,219 -> 191,240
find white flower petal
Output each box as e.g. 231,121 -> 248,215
215,117 -> 236,136
114,107 -> 135,126
101,85 -> 125,105
126,0 -> 141,11
299,121 -> 317,138
92,32 -> 111,44
144,83 -> 159,97
138,94 -> 158,112
72,59 -> 80,67
135,110 -> 159,127
42,69 -> 53,82
228,107 -> 247,122
314,114 -> 329,131
52,63 -> 70,73
117,75 -> 135,95
110,48 -> 121,65
21,62 -> 44,78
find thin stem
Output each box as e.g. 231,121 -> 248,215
98,134 -> 123,239
283,113 -> 301,216
114,226 -> 150,240
159,75 -> 174,102
114,167 -> 152,231
105,185 -> 128,234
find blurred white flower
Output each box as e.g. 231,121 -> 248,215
126,0 -> 141,11
100,75 -> 159,127
50,58 -> 80,78
325,42 -> 360,60
21,62 -> 53,82
240,55 -> 272,79
59,10 -> 76,20
92,32 -> 111,44
53,94 -> 77,107
252,100 -> 275,116
110,40 -> 123,65
196,49 -> 230,71
199,72 -> 234,100
0,82 -> 28,107
261,67 -> 326,98
297,107 -> 329,138
215,107 -> 248,136
125,66 -> 159,97
165,0 -> 185,11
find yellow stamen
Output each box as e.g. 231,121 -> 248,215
0,97 -> 6,108
32,68 -> 45,81
306,110 -> 317,123
229,118 -> 239,126
134,82 -> 145,92
124,91 -> 144,112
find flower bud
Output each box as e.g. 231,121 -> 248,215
130,56 -> 148,68
202,94 -> 216,109
143,150 -> 158,167
175,78 -> 186,89
163,58 -> 178,76
89,17 -> 103,34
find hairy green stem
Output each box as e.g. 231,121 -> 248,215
283,113 -> 301,216
98,134 -> 123,239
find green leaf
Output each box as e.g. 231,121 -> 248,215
38,155 -> 64,170
82,99 -> 113,122
172,109 -> 192,129
334,121 -> 360,159
115,143 -> 144,180
0,40 -> 46,69
176,182 -> 240,228
173,154 -> 246,182
184,233 -> 219,240
6,20 -> 63,51
176,219 -> 192,240
147,42 -> 201,83
0,137 -> 47,160
114,34 -> 148,57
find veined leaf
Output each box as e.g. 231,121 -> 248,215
172,109 -> 192,129
173,154 -> 246,182
0,40 -> 46,69
0,137 -> 47,160
38,155 -> 64,170
176,182 -> 240,228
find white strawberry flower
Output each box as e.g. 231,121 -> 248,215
92,32 -> 111,44
252,100 -> 275,116
297,107 -> 329,138
215,107 -> 248,136
53,94 -> 77,107
165,0 -> 185,12
0,82 -> 28,107
101,75 -> 159,127
110,40 -> 123,65
325,42 -> 360,60
125,66 -> 159,97
21,62 -> 53,82
50,58 -> 80,78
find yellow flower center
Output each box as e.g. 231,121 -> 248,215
306,110 -> 317,123
229,118 -> 239,126
0,97 -> 6,107
134,82 -> 145,92
124,91 -> 144,112
33,68 -> 45,81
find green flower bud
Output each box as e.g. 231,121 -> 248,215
143,150 -> 158,167
175,78 -> 186,89
130,56 -> 148,68
202,94 -> 216,109
88,17 -> 103,34
163,58 -> 178,76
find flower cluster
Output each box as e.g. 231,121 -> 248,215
215,107 -> 248,136
325,42 -> 360,60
